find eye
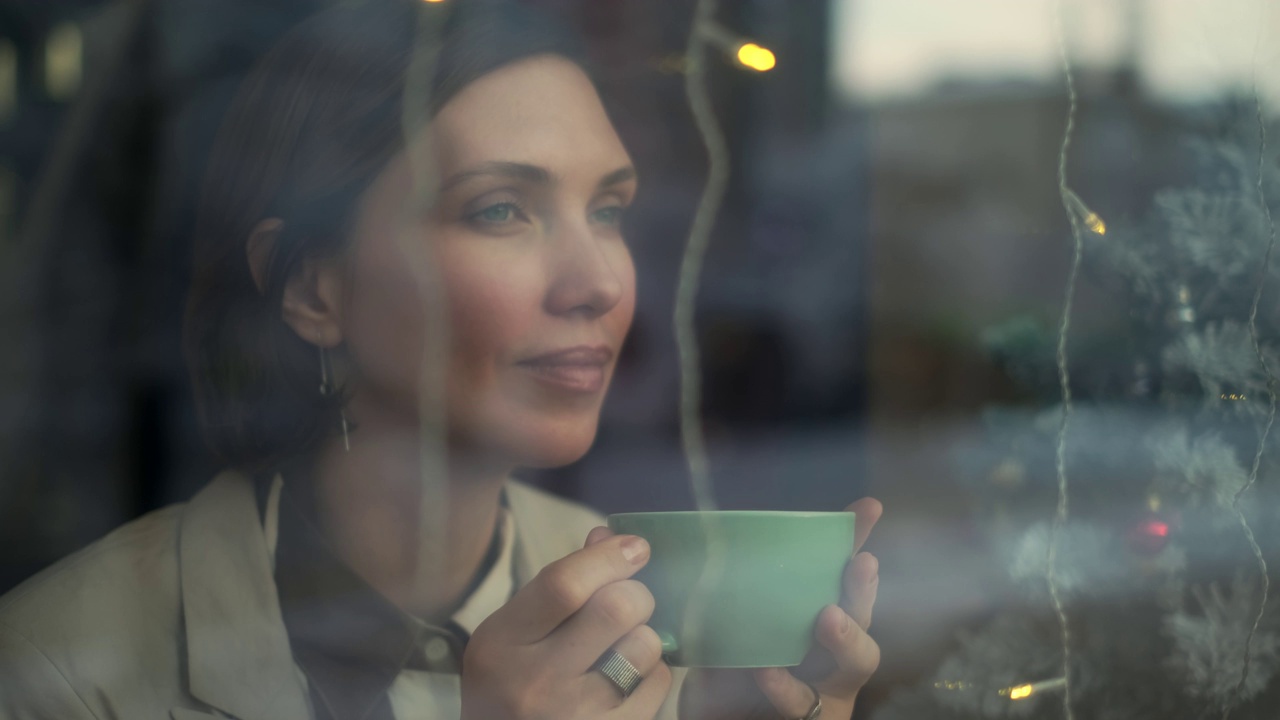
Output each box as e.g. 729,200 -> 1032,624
471,202 -> 522,224
591,205 -> 626,227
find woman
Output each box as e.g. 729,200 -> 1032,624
0,2 -> 881,719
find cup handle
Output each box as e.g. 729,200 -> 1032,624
657,630 -> 678,654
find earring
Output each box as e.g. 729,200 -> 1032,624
318,346 -> 351,452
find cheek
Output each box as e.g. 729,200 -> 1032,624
342,228 -> 637,462
443,248 -> 543,373
342,238 -> 434,405
345,235 -> 544,393
343,238 -> 545,421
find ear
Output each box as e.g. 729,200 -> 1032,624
283,255 -> 346,349
246,218 -> 346,348
246,218 -> 283,295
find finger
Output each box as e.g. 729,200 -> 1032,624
753,667 -> 820,720
842,552 -> 879,630
678,668 -> 766,719
813,604 -> 880,697
845,497 -> 883,553
490,534 -> 650,643
581,624 -> 665,701
606,661 -> 672,719
586,526 -> 615,548
552,579 -> 656,670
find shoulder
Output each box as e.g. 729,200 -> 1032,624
0,502 -> 184,631
0,470 -> 262,718
0,622 -> 100,719
0,504 -> 186,718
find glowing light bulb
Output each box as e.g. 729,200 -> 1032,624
1083,212 -> 1106,235
1063,188 -> 1106,235
1142,520 -> 1169,537
1000,677 -> 1066,701
736,43 -> 775,72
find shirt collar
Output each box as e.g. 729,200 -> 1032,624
450,508 -> 516,635
263,473 -> 516,720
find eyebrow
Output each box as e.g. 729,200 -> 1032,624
439,162 -> 637,193
597,166 -> 637,189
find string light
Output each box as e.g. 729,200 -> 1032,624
735,43 -> 775,72
1063,188 -> 1106,235
997,677 -> 1068,700
1141,519 -> 1169,537
1172,284 -> 1196,325
936,677 -> 1067,700
697,20 -> 776,73
1221,393 -> 1248,401
933,680 -> 976,690
1083,211 -> 1106,235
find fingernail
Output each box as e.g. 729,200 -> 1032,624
621,536 -> 649,564
842,610 -> 853,633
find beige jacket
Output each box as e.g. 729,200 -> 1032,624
0,472 -> 682,719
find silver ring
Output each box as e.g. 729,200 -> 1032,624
796,682 -> 822,720
592,649 -> 643,698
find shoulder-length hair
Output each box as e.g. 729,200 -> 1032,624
184,0 -> 588,474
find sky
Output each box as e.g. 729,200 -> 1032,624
832,0 -> 1280,106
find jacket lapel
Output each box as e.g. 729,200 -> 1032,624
177,471 -> 311,720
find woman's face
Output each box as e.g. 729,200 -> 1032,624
340,55 -> 637,469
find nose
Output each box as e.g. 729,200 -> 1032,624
543,218 -> 626,319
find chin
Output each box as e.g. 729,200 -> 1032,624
503,420 -> 600,469
518,437 -> 596,469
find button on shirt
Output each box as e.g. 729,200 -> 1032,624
259,475 -> 516,720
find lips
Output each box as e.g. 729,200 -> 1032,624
518,345 -> 614,393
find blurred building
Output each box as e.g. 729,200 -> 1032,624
857,63 -> 1212,713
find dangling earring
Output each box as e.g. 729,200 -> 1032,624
318,346 -> 351,452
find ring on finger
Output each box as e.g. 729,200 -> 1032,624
793,682 -> 822,720
592,649 -> 643,698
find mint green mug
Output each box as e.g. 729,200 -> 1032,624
606,511 -> 856,668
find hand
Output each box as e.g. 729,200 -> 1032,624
461,530 -> 673,720
679,498 -> 883,720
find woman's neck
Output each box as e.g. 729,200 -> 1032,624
307,421 -> 512,622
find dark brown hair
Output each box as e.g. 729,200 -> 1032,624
184,0 -> 588,473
